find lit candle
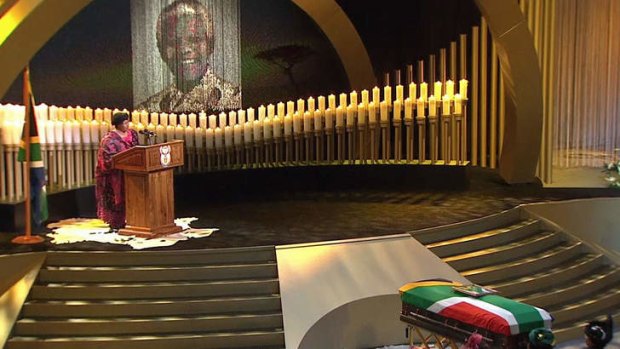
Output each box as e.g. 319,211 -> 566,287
140,110 -> 149,125
208,114 -> 217,129
339,93 -> 347,108
368,102 -> 377,123
151,112 -> 159,126
50,105 -> 59,121
304,111 -> 313,133
297,99 -> 305,116
372,86 -> 380,106
417,98 -> 425,117
46,119 -> 56,144
445,80 -> 455,97
429,96 -> 437,117
293,112 -> 302,133
314,110 -> 322,130
189,113 -> 197,128
155,124 -> 164,143
318,96 -> 326,114
131,110 -> 140,124
237,109 -> 246,124
58,107 -> 67,121
253,120 -> 263,141
420,82 -> 428,101
442,95 -> 451,115
361,89 -> 369,107
277,102 -> 285,118
384,86 -> 392,106
380,100 -> 389,122
393,100 -> 402,120
459,79 -> 468,99
243,122 -> 253,143
328,94 -> 336,111
185,125 -> 194,145
160,113 -> 169,127
286,101 -> 295,116
258,105 -> 266,121
267,104 -> 275,118
307,97 -> 315,113
169,113 -> 178,126
336,106 -> 344,127
284,115 -> 293,136
90,120 -> 99,144
166,125 -> 175,141
273,116 -> 282,138
67,106 -> 75,120
219,112 -> 227,128
228,111 -> 237,126
346,105 -> 355,126
100,121 -> 109,138
81,121 -> 91,144
396,85 -> 404,104
180,113 -> 188,127
247,107 -> 255,123
224,125 -> 233,147
84,107 -> 92,121
199,112 -> 207,128
175,124 -> 184,140
103,108 -> 112,124
434,81 -> 442,99
264,117 -> 273,139
357,103 -> 367,125
404,98 -> 413,120
64,121 -> 74,144
214,127 -> 223,149
454,94 -> 463,114
195,127 -> 204,148
75,106 -> 84,121
233,124 -> 242,145
95,107 -> 104,122
205,128 -> 214,149
325,108 -> 333,129
350,91 -> 358,106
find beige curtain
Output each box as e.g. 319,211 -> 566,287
553,0 -> 620,167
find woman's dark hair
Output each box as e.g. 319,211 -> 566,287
585,315 -> 613,349
112,112 -> 130,126
528,328 -> 555,349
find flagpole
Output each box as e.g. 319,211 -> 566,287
13,66 -> 44,244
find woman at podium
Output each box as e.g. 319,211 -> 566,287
95,112 -> 139,230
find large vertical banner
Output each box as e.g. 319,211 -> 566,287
131,0 -> 241,114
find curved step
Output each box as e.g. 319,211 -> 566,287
22,295 -> 282,318
463,241 -> 584,285
552,312 -> 620,343
518,266 -> 620,309
550,285 -> 620,326
486,253 -> 606,298
427,219 -> 541,258
444,231 -> 563,271
31,279 -> 280,300
38,263 -> 278,283
6,330 -> 285,349
44,247 -> 276,267
14,312 -> 283,336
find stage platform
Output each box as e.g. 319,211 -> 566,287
0,166 -> 619,254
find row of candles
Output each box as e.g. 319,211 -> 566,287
0,79 -> 468,148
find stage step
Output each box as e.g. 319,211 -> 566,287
6,246 -> 285,349
421,213 -> 620,343
552,312 -> 620,343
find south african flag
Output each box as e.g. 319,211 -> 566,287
400,280 -> 552,336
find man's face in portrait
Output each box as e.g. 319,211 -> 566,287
157,1 -> 213,90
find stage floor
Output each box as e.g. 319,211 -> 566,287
1,167 -> 618,254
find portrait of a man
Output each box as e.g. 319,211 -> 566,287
134,0 -> 241,114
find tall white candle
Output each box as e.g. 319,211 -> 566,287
244,122 -> 253,143
368,102 -> 377,123
233,124 -> 242,145
238,109 -> 246,124
277,102 -> 285,118
336,106 -> 344,127
90,120 -> 100,144
195,127 -> 204,148
160,113 -> 169,127
417,98 -> 425,117
199,112 -> 207,128
247,107 -> 255,123
205,128 -> 214,149
180,113 -> 188,127
208,114 -> 217,129
214,127 -> 223,149
141,110 -> 149,125
328,94 -> 336,111
45,119 -> 56,144
131,110 -> 140,124
297,99 -> 305,116
420,83 -> 428,101
264,117 -> 272,139
258,105 -> 266,121
228,111 -> 237,126
380,101 -> 388,122
103,108 -> 112,124
307,97 -> 315,113
434,81 -> 442,99
304,111 -> 313,133
314,110 -> 322,130
361,90 -> 369,107
325,108 -> 333,129
357,103 -> 366,125
372,86 -> 380,106
459,79 -> 468,99
50,105 -> 59,121
339,93 -> 347,108
75,106 -> 84,121
94,108 -> 103,122
445,80 -> 455,97
346,105 -> 355,126
267,104 -> 275,118
454,94 -> 463,114
166,125 -> 175,141
175,124 -> 184,140
393,100 -> 402,120
384,86 -> 392,106
218,112 -> 227,128
350,91 -> 358,106
224,125 -> 233,147
156,124 -> 164,143
273,116 -> 282,138
396,85 -> 404,104
81,121 -> 91,144
429,96 -> 437,117
253,120 -> 263,140
189,113 -> 197,128
67,106 -> 76,121
318,96 -> 326,113
293,112 -> 302,133
442,95 -> 451,115
404,98 -> 413,120
84,107 -> 92,121
58,107 -> 67,121
185,125 -> 194,145
169,113 -> 178,126
286,101 -> 295,116
284,115 -> 293,136
151,112 -> 159,126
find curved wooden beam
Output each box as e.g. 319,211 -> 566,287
292,0 -> 377,90
475,0 -> 543,183
0,0 -> 92,99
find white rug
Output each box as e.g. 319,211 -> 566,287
46,218 -> 218,250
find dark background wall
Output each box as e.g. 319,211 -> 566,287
1,0 -> 480,110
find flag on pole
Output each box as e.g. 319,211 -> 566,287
17,68 -> 49,226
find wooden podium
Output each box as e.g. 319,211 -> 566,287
112,140 -> 184,238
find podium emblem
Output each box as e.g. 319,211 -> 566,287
160,145 -> 171,166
